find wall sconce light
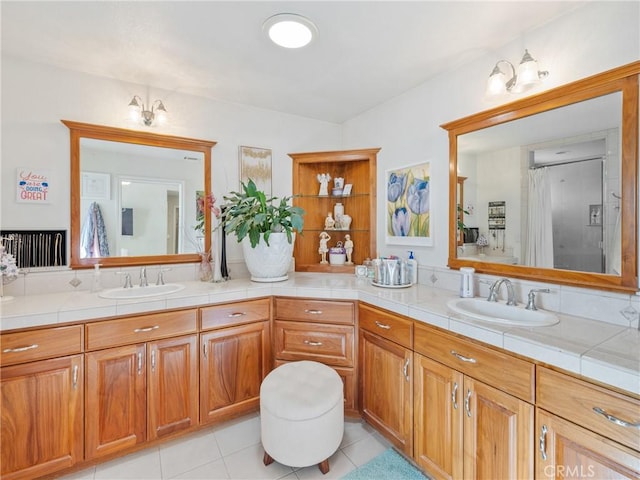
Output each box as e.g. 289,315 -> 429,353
485,49 -> 549,97
128,95 -> 168,126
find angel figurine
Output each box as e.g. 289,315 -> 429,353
317,173 -> 331,196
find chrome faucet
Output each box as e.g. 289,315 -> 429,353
487,278 -> 517,306
525,288 -> 550,311
122,273 -> 133,289
140,267 -> 148,287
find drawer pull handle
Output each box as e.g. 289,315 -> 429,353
72,365 -> 79,389
593,407 -> 640,428
305,309 -> 323,315
203,342 -> 208,359
539,425 -> 548,460
452,382 -> 458,409
137,352 -> 143,375
3,344 -> 39,353
304,340 -> 323,346
375,321 -> 391,330
134,325 -> 159,333
464,389 -> 472,417
451,350 -> 477,364
403,358 -> 410,382
151,349 -> 156,372
227,312 -> 246,318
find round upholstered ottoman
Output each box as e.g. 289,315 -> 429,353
260,360 -> 344,474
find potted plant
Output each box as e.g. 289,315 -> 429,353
219,179 -> 304,282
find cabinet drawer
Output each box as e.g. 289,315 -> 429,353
86,309 -> 197,350
275,297 -> 355,325
201,298 -> 270,330
414,322 -> 534,402
1,325 -> 83,366
274,320 -> 354,367
359,303 -> 413,349
537,367 -> 640,451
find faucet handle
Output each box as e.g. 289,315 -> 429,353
525,288 -> 550,311
156,267 -> 171,285
123,273 -> 133,289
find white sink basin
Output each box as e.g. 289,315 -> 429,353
447,298 -> 559,327
98,283 -> 185,299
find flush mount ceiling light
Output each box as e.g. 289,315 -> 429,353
485,49 -> 549,98
263,13 -> 318,49
128,95 -> 168,126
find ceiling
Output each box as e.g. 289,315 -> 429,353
1,1 -> 585,123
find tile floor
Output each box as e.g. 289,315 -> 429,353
59,414 -> 392,480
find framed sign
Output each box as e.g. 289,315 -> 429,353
16,168 -> 51,203
239,146 -> 272,196
385,162 -> 432,246
81,171 -> 111,200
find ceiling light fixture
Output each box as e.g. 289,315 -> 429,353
128,95 -> 168,126
263,13 -> 317,49
485,49 -> 549,98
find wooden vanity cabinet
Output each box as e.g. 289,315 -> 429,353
413,322 -> 534,480
273,297 -> 358,415
358,303 -> 414,456
535,366 -> 640,478
84,309 -> 198,460
1,326 -> 84,480
199,298 -> 271,424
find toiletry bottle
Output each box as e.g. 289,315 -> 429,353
91,263 -> 102,292
459,267 -> 475,298
407,251 -> 418,284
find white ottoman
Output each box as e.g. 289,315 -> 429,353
260,361 -> 344,474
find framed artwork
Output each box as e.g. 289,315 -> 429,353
16,167 -> 51,203
81,171 -> 110,200
239,146 -> 272,196
385,161 -> 432,246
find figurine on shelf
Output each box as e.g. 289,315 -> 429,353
324,212 -> 335,230
319,231 -> 331,264
344,234 -> 354,265
317,173 -> 331,196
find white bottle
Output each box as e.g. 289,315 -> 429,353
459,267 -> 475,298
407,251 -> 418,284
91,263 -> 102,292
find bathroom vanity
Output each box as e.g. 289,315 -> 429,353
1,274 -> 638,479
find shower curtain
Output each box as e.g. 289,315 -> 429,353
526,168 -> 554,268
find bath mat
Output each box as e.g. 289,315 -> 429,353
341,448 -> 429,480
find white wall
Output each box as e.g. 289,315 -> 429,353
342,1 -> 640,270
1,56 -> 343,267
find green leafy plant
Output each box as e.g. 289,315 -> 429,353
457,204 -> 470,231
219,179 -> 304,248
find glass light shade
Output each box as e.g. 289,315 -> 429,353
155,109 -> 167,125
128,104 -> 141,121
486,69 -> 507,97
513,50 -> 541,92
264,14 -> 317,49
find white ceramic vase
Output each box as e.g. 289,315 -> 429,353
241,232 -> 295,282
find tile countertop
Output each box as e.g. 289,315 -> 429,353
1,272 -> 638,396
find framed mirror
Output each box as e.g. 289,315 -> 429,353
442,62 -> 639,292
63,120 -> 215,269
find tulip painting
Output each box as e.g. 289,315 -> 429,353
385,162 -> 432,245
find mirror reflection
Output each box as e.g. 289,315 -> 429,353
80,139 -> 203,258
456,92 -> 622,274
64,120 -> 214,269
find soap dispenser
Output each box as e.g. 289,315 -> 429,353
91,263 -> 102,292
407,251 -> 418,284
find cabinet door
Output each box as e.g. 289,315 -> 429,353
1,355 -> 83,480
413,354 -> 463,480
463,377 -> 534,480
85,344 -> 146,460
359,329 -> 413,455
536,409 -> 640,479
200,321 -> 270,424
148,335 -> 198,440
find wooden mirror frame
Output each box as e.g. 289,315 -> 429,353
441,62 -> 639,293
63,120 -> 215,269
